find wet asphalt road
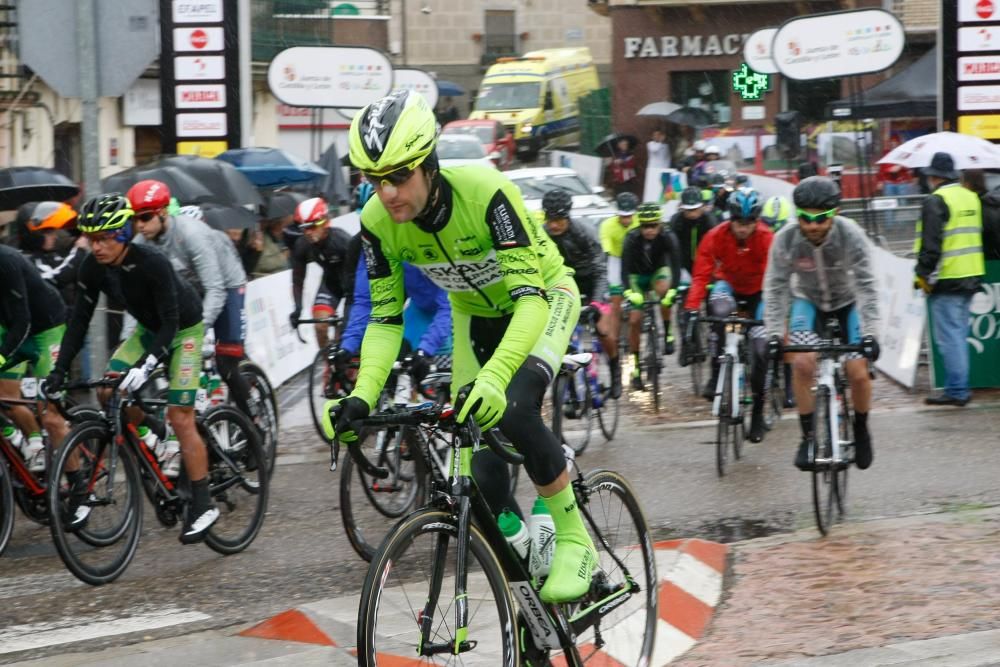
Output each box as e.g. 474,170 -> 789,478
1,370 -> 999,663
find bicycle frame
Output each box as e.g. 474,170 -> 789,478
348,408 -> 642,664
815,355 -> 843,468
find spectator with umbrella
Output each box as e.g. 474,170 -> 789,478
913,152 -> 985,407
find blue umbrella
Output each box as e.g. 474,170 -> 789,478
436,80 -> 465,97
217,147 -> 328,188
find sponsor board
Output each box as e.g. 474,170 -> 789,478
173,27 -> 224,52
173,0 -> 223,23
177,112 -> 227,137
176,84 -> 226,109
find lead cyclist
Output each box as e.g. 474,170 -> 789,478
322,90 -> 597,603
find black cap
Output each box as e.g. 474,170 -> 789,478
679,187 -> 703,209
923,152 -> 958,180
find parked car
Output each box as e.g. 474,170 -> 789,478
436,134 -> 499,169
442,119 -> 515,169
504,167 -> 612,221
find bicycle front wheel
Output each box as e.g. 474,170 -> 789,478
239,360 -> 279,476
716,358 -> 733,477
340,425 -> 427,562
553,369 -> 594,455
0,459 -> 13,557
812,386 -> 836,536
764,361 -> 783,430
201,406 -> 270,554
48,423 -> 143,586
308,348 -> 334,444
356,508 -> 519,665
596,355 -> 620,441
562,470 -> 657,665
646,323 -> 661,413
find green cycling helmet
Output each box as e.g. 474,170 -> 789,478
636,202 -> 662,225
78,194 -> 134,235
761,195 -> 792,229
349,90 -> 438,175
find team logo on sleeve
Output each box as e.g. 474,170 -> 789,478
486,190 -> 530,249
361,227 -> 392,278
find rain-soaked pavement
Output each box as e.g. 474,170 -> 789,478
1,356 -> 999,663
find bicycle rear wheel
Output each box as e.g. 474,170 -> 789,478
356,508 -> 519,665
553,369 -> 594,455
48,423 -> 143,585
716,359 -> 732,477
201,406 -> 270,555
239,360 -> 279,476
340,425 -> 427,562
812,386 -> 836,536
0,459 -> 13,557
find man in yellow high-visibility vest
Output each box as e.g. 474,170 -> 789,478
914,151 -> 985,407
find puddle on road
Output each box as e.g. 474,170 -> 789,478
651,514 -> 795,544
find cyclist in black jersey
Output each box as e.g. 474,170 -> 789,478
541,188 -> 622,397
0,244 -> 71,472
45,195 -> 219,542
289,197 -> 352,349
669,186 -> 719,281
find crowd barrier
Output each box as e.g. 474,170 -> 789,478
244,264 -> 324,387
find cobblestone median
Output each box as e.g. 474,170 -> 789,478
675,508 -> 1000,665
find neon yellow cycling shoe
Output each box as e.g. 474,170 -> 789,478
538,485 -> 598,603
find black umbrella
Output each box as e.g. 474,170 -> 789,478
664,106 -> 715,128
155,155 -> 264,211
199,202 -> 259,232
102,164 -> 216,205
263,191 -> 307,220
595,133 -> 639,157
0,167 -> 79,210
318,143 -> 350,206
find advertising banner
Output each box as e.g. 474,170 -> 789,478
743,28 -> 778,75
943,1 -> 1000,133
268,46 -> 394,109
159,0 -> 241,152
871,247 -> 924,388
928,260 -> 1000,389
773,9 -> 904,81
244,265 -> 323,388
550,150 -> 605,188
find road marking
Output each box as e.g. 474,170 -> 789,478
0,607 -> 210,654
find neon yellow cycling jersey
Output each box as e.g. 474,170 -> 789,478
353,164 -> 571,406
599,215 -> 639,258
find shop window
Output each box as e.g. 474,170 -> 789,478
670,71 -> 731,126
786,78 -> 842,123
483,10 -> 517,66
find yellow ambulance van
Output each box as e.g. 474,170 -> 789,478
470,48 -> 599,160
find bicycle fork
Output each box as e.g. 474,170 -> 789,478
418,445 -> 476,657
815,359 -> 843,467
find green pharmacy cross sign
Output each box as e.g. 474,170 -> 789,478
732,63 -> 770,101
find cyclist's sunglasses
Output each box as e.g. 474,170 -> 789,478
362,166 -> 417,188
797,208 -> 837,225
730,217 -> 757,226
640,222 -> 660,229
135,211 -> 158,222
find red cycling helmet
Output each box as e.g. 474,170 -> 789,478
295,197 -> 329,227
126,179 -> 171,214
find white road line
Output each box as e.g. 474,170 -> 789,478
0,607 -> 210,654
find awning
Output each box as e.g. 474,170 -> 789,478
824,47 -> 937,120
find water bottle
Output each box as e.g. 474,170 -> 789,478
498,510 -> 532,561
527,497 -> 555,578
2,425 -> 23,450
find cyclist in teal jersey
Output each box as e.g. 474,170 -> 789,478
322,90 -> 596,603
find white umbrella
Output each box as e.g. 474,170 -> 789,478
877,131 -> 1000,170
636,101 -> 681,117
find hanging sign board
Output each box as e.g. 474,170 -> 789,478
773,9 -> 904,81
942,1 -> 1000,133
743,28 -> 778,75
268,46 -> 394,109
